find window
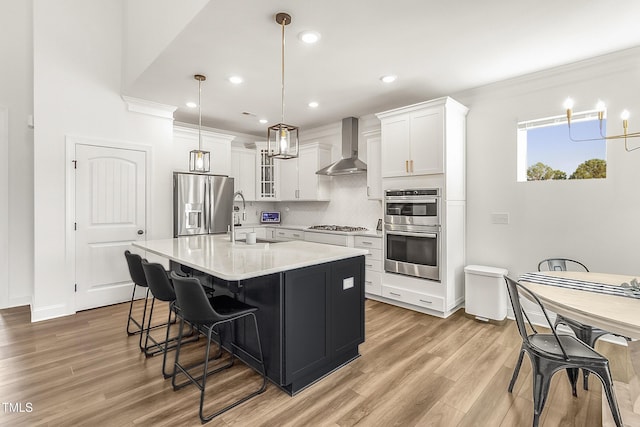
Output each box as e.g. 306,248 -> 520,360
517,112 -> 607,182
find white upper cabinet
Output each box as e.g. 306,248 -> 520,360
230,146 -> 256,201
276,143 -> 332,201
173,125 -> 233,176
376,97 -> 467,179
363,129 -> 382,200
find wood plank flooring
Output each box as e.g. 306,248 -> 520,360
0,299 -> 617,426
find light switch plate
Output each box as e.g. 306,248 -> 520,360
343,277 -> 354,290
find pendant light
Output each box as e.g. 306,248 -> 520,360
189,74 -> 211,172
267,12 -> 299,159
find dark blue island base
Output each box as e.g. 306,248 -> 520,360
172,255 -> 365,395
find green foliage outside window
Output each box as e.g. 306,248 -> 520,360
527,159 -> 606,181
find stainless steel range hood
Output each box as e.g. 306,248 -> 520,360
316,117 -> 367,176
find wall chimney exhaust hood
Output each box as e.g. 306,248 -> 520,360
316,117 -> 367,176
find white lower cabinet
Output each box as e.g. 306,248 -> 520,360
364,270 -> 382,296
381,285 -> 445,312
355,235 -> 383,296
304,231 -> 350,246
267,227 -> 304,242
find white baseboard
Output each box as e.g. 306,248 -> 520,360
31,303 -> 74,322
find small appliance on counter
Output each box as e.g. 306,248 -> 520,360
260,211 -> 281,224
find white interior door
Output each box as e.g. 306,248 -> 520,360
75,144 -> 146,311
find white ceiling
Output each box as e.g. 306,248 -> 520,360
124,0 -> 640,137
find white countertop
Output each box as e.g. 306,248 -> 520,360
132,234 -> 368,281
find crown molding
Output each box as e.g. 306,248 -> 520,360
121,95 -> 177,119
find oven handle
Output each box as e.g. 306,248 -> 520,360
386,230 -> 438,238
385,197 -> 438,204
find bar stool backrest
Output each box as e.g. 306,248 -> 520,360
537,258 -> 589,272
141,261 -> 176,302
170,272 -> 218,324
124,250 -> 148,287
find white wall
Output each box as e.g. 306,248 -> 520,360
32,0 -> 176,321
0,0 -> 34,308
454,47 -> 640,278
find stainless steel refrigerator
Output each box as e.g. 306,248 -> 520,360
173,172 -> 234,237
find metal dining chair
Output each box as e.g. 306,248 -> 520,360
170,272 -> 267,423
504,276 -> 623,427
538,257 -> 619,390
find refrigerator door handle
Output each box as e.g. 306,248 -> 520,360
204,176 -> 211,233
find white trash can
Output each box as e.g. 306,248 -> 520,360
464,265 -> 509,322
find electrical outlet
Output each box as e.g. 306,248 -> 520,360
491,212 -> 509,224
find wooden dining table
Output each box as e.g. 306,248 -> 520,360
520,271 -> 640,427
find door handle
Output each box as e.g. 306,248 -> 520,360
137,229 -> 144,235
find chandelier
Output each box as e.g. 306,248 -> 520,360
564,97 -> 640,152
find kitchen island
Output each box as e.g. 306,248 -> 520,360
133,234 -> 367,395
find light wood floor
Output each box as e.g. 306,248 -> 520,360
0,299 -> 621,426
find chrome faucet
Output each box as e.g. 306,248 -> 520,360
230,191 -> 246,244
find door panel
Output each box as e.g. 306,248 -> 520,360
75,144 -> 146,311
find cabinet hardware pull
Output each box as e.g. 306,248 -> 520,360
365,264 -> 373,268
362,241 -> 372,245
293,234 -> 300,237
390,292 -> 401,297
419,299 -> 432,304
405,160 -> 408,173
367,186 -> 370,196
410,159 -> 414,173
365,281 -> 372,284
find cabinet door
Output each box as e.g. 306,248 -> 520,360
277,157 -> 298,200
283,264 -> 331,384
230,148 -> 256,201
366,136 -> 382,200
331,257 -> 364,356
381,115 -> 411,178
203,134 -> 231,176
410,108 -> 444,175
256,147 -> 277,200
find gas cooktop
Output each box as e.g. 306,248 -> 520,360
307,225 -> 368,232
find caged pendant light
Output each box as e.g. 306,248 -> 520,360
267,12 -> 299,159
189,74 -> 211,172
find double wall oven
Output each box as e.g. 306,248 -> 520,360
384,189 -> 440,281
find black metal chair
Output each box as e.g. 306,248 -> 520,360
170,272 -> 267,423
124,250 -> 152,350
538,257 -> 623,390
140,260 -> 198,377
504,276 -> 623,427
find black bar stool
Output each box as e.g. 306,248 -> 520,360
170,272 -> 267,423
141,260 -> 198,377
123,250 -> 152,350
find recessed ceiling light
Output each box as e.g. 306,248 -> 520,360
308,101 -> 319,108
259,119 -> 268,124
380,75 -> 397,83
229,76 -> 243,84
186,101 -> 197,108
298,31 -> 321,44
